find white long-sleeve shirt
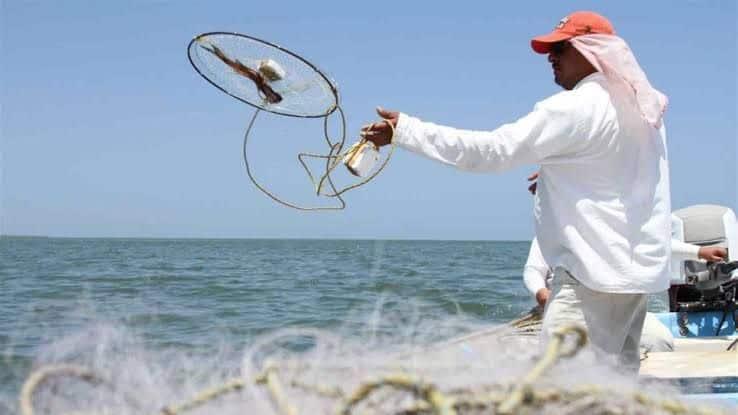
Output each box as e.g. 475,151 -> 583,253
523,237 -> 700,296
523,238 -> 551,295
394,72 -> 672,293
671,240 -> 701,264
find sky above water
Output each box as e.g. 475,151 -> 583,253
1,0 -> 735,239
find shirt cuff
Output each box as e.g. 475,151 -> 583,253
685,244 -> 700,260
523,267 -> 547,296
672,239 -> 701,261
393,112 -> 413,147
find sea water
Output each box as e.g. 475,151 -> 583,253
1,237 -> 684,414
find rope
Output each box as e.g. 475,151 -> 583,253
20,365 -> 102,415
727,337 -> 738,351
255,365 -> 298,415
414,307 -> 542,357
338,373 -> 456,415
160,378 -> 245,415
241,108 -> 344,211
18,323 -> 728,415
245,102 -> 396,210
497,324 -> 587,414
318,119 -> 397,198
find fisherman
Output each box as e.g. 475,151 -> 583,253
524,174 -> 729,309
362,11 -> 671,373
523,236 -> 728,353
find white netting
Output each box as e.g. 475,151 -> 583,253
11,302 -> 732,415
188,33 -> 337,118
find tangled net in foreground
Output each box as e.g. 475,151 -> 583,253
19,321 -> 727,415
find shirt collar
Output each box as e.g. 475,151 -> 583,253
573,72 -> 605,89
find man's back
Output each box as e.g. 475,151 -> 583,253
534,73 -> 671,293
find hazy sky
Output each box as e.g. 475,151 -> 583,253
1,0 -> 736,239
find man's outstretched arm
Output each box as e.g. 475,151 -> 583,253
361,97 -> 590,173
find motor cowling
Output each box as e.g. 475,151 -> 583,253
671,204 -> 737,285
669,205 -> 738,317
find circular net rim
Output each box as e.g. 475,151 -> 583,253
187,31 -> 339,118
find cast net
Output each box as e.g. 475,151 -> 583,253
188,32 -> 338,118
187,32 -> 395,210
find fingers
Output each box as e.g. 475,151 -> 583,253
358,107 -> 398,147
709,254 -> 725,261
360,120 -> 392,135
698,246 -> 729,262
360,127 -> 379,138
708,247 -> 728,261
536,288 -> 550,306
376,106 -> 398,120
360,122 -> 379,137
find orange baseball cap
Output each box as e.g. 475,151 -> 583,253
531,11 -> 615,54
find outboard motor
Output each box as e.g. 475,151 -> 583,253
669,205 -> 738,335
683,261 -> 738,299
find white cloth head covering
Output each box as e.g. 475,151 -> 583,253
570,34 -> 668,129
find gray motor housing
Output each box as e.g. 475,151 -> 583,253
671,204 -> 737,285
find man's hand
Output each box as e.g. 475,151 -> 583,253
535,288 -> 550,307
698,246 -> 728,262
527,171 -> 539,195
360,107 -> 399,147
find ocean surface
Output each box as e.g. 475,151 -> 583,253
0,237 -> 670,413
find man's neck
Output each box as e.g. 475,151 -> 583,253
573,71 -> 602,89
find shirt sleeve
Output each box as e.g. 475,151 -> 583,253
523,238 -> 549,295
392,92 -> 592,172
671,239 -> 701,262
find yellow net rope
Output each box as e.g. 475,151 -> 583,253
19,318 -> 728,415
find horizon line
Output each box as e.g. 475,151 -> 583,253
0,234 -> 531,242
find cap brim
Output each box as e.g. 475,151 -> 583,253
531,31 -> 573,54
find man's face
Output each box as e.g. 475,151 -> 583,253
547,41 -> 596,90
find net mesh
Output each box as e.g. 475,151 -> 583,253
188,33 -> 338,118
11,306 -> 732,415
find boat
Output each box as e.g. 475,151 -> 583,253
642,309 -> 737,405
436,205 -> 738,409
639,205 -> 737,405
